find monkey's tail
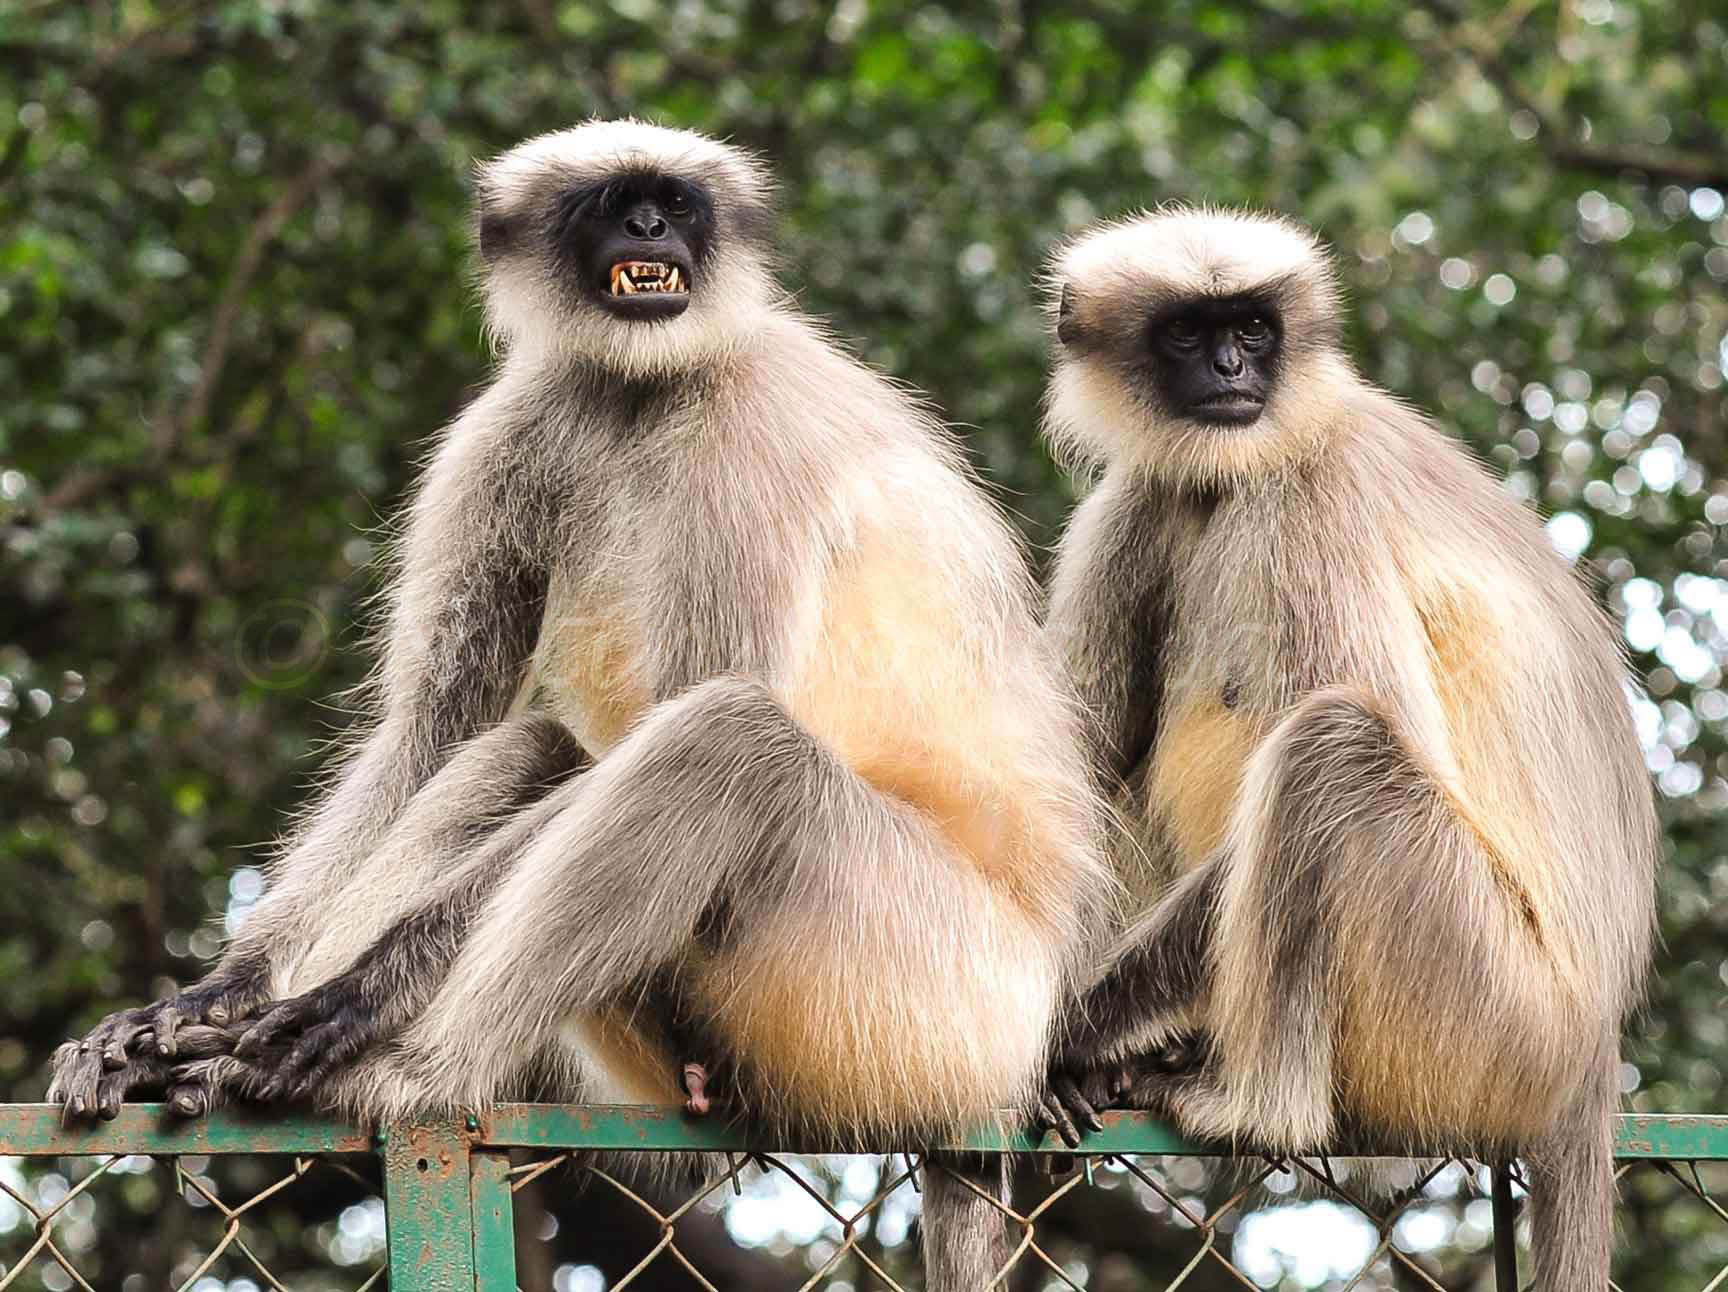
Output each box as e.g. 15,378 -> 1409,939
1526,1096 -> 1615,1291
921,1155 -> 1014,1292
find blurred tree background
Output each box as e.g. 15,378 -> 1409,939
2,0 -> 1726,1287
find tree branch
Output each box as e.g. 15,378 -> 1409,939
161,147 -> 351,455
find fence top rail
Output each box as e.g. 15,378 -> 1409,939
0,1104 -> 1723,1160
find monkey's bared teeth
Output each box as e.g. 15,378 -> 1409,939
610,261 -> 690,296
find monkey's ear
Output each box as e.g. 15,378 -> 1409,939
1055,282 -> 1081,346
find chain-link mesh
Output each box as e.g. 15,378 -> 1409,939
6,1125 -> 1727,1290
500,1150 -> 1728,1291
1612,1159 -> 1728,1292
0,1151 -> 383,1291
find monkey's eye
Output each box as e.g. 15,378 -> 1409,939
665,192 -> 692,218
1162,320 -> 1203,351
1238,317 -> 1272,344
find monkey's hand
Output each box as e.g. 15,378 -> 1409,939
48,1022 -> 246,1121
49,971 -> 269,1121
228,975 -> 384,1103
1032,1035 -> 1213,1149
1033,1065 -> 1126,1150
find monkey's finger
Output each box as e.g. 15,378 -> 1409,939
104,1019 -> 155,1069
263,1020 -> 365,1101
1054,1074 -> 1105,1135
1037,1091 -> 1083,1150
166,1081 -> 209,1118
55,1043 -> 106,1120
233,1000 -> 310,1060
95,1068 -> 130,1121
169,1057 -> 251,1112
1109,1066 -> 1133,1100
153,1004 -> 185,1058
46,1041 -> 81,1109
285,1041 -> 364,1105
95,1055 -> 166,1121
276,1021 -> 376,1102
173,1024 -> 239,1060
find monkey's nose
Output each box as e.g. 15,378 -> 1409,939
1213,350 -> 1245,378
624,211 -> 668,240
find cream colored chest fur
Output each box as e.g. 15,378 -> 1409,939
533,500 -> 655,756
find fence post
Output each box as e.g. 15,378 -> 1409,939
383,1119 -> 478,1290
1491,1161 -> 1518,1292
470,1150 -> 518,1290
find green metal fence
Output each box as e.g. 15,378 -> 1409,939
1,1104 -> 1724,1290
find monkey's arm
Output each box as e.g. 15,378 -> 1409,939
51,415 -> 556,1118
199,716 -> 587,1106
1045,475 -> 1174,790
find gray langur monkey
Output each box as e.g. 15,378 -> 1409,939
1031,207 -> 1657,1290
50,120 -> 1115,1289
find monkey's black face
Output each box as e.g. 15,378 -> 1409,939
1147,297 -> 1281,426
555,173 -> 716,322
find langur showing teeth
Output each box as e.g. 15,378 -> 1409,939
46,119 -> 1115,1292
609,261 -> 689,296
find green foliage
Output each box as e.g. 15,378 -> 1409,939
3,0 -> 1727,1285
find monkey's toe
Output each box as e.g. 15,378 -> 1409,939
680,1063 -> 713,1118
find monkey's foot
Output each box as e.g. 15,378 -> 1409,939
229,977 -> 384,1103
680,1062 -> 714,1117
49,971 -> 266,1121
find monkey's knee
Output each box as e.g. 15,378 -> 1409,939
660,675 -> 783,723
637,677 -> 809,759
1266,686 -> 1423,808
480,713 -> 587,773
1280,686 -> 1399,752
437,714 -> 588,800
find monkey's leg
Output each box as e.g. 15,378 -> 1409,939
338,677 -> 866,1116
329,674 -> 1018,1129
1050,687 -> 1561,1155
214,675 -> 1029,1292
164,715 -> 589,1111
